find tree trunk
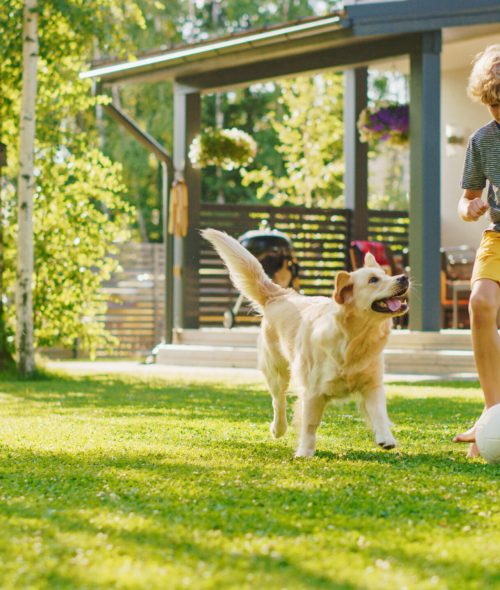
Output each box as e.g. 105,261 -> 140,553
0,163 -> 14,370
16,0 -> 38,377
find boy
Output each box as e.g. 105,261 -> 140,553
454,44 -> 500,458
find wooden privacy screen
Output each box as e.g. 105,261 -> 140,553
98,243 -> 165,357
368,209 -> 409,255
53,205 -> 408,358
199,203 -> 353,326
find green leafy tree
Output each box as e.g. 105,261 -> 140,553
100,0 -> 184,241
0,0 -> 144,359
195,0 -> 341,204
199,85 -> 283,204
102,0 -> 343,212
241,73 -> 345,207
102,81 -> 175,242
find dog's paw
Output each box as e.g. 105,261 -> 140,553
295,446 -> 315,458
270,419 -> 287,439
376,436 -> 397,450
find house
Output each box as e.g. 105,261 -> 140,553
82,0 -> 500,351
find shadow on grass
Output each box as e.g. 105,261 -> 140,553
0,371 -> 271,423
0,369 -> 498,588
1,438 -> 498,589
0,370 -> 484,422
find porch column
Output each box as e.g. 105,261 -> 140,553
173,83 -> 201,331
409,31 -> 442,331
343,67 -> 368,241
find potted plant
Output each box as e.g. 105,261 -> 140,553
357,103 -> 409,147
189,127 -> 257,170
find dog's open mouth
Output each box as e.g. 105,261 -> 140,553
372,290 -> 409,314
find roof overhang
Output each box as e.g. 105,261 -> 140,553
81,13 -> 349,86
80,0 -> 500,89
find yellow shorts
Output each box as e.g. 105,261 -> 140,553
471,231 -> 500,285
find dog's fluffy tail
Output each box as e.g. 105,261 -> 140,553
202,228 -> 285,308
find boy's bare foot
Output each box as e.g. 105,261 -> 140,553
453,424 -> 476,443
467,443 -> 480,458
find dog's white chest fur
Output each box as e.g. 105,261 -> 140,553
293,317 -> 387,400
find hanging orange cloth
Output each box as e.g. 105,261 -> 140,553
168,179 -> 189,238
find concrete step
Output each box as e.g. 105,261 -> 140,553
388,330 -> 473,350
156,340 -> 477,376
178,328 -> 259,347
384,348 -> 476,374
177,328 -> 474,351
156,344 -> 258,369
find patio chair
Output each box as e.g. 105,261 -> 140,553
440,245 -> 475,329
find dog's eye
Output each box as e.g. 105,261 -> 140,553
368,276 -> 379,284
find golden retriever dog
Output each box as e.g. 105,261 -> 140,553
203,229 -> 410,458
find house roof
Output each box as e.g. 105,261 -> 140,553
81,0 -> 500,88
82,13 -> 349,85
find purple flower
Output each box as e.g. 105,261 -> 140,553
358,103 -> 409,145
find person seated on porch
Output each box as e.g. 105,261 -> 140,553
453,44 -> 500,458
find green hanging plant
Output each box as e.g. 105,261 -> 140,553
189,127 -> 257,170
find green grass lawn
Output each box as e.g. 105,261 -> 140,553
0,368 -> 499,590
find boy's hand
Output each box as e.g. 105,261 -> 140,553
464,198 -> 489,221
459,190 -> 488,221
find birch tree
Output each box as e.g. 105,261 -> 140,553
0,1 -> 140,361
16,0 -> 38,377
0,144 -> 13,369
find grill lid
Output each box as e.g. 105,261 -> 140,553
238,229 -> 293,257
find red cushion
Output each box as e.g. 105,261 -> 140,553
351,240 -> 391,267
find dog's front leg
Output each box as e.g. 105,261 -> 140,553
295,395 -> 327,458
361,387 -> 397,450
270,393 -> 288,439
262,369 -> 289,439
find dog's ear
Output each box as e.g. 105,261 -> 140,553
363,252 -> 380,268
334,271 -> 353,304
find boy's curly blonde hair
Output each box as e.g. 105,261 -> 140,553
467,44 -> 500,105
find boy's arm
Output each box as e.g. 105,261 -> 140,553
458,189 -> 489,222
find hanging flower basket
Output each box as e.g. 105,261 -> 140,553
357,103 -> 409,147
189,127 -> 257,170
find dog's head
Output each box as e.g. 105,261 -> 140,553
333,253 -> 409,318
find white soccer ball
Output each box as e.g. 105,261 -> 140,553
476,404 -> 500,464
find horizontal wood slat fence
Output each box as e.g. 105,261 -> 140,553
368,209 -> 409,256
199,204 -> 353,326
198,204 -> 408,327
97,243 -> 166,357
45,205 -> 409,358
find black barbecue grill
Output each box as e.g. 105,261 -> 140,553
223,227 -> 300,329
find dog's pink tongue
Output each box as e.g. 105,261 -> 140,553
387,298 -> 402,312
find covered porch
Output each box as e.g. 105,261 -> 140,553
82,0 -> 500,352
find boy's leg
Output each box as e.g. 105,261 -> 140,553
469,279 -> 500,408
454,278 -> 500,446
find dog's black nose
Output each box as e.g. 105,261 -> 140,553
397,274 -> 409,287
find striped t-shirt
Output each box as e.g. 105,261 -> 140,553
461,120 -> 500,232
